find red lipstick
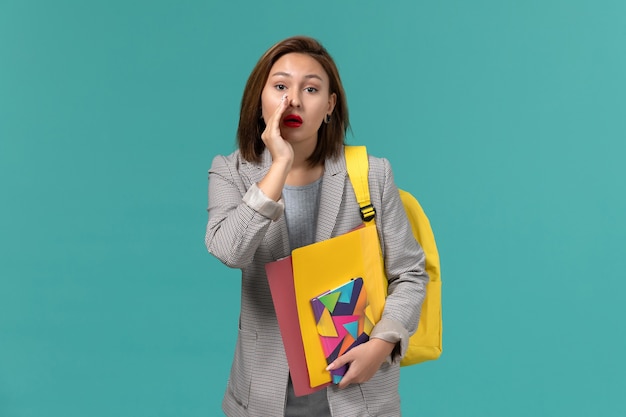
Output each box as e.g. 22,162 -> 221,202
283,114 -> 303,128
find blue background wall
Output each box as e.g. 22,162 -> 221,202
1,1 -> 625,416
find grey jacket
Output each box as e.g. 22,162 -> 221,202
206,147 -> 428,416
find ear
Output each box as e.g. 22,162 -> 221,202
327,92 -> 337,115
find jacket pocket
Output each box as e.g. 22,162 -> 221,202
227,328 -> 258,408
359,362 -> 401,416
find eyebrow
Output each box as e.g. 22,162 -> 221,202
270,71 -> 324,82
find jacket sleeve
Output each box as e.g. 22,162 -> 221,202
205,154 -> 284,269
369,157 -> 429,361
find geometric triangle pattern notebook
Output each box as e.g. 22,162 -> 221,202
310,277 -> 373,384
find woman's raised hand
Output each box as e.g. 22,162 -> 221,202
261,94 -> 293,169
257,94 -> 293,201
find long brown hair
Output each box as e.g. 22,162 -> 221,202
237,36 -> 349,165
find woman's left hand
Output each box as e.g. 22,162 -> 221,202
326,338 -> 396,389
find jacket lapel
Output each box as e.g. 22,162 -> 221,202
243,148 -> 348,256
315,150 -> 347,242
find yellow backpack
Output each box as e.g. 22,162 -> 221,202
345,146 -> 442,366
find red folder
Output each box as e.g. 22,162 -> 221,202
265,257 -> 331,397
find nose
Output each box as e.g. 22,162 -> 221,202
289,91 -> 302,108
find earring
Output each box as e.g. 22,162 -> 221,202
324,114 -> 331,124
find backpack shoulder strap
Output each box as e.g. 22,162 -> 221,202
345,145 -> 376,223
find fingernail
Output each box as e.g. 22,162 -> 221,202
281,94 -> 287,102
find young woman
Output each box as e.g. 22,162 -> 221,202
206,36 -> 428,417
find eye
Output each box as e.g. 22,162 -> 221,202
274,84 -> 287,91
305,87 -> 318,93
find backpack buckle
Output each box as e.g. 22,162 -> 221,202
360,204 -> 376,222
